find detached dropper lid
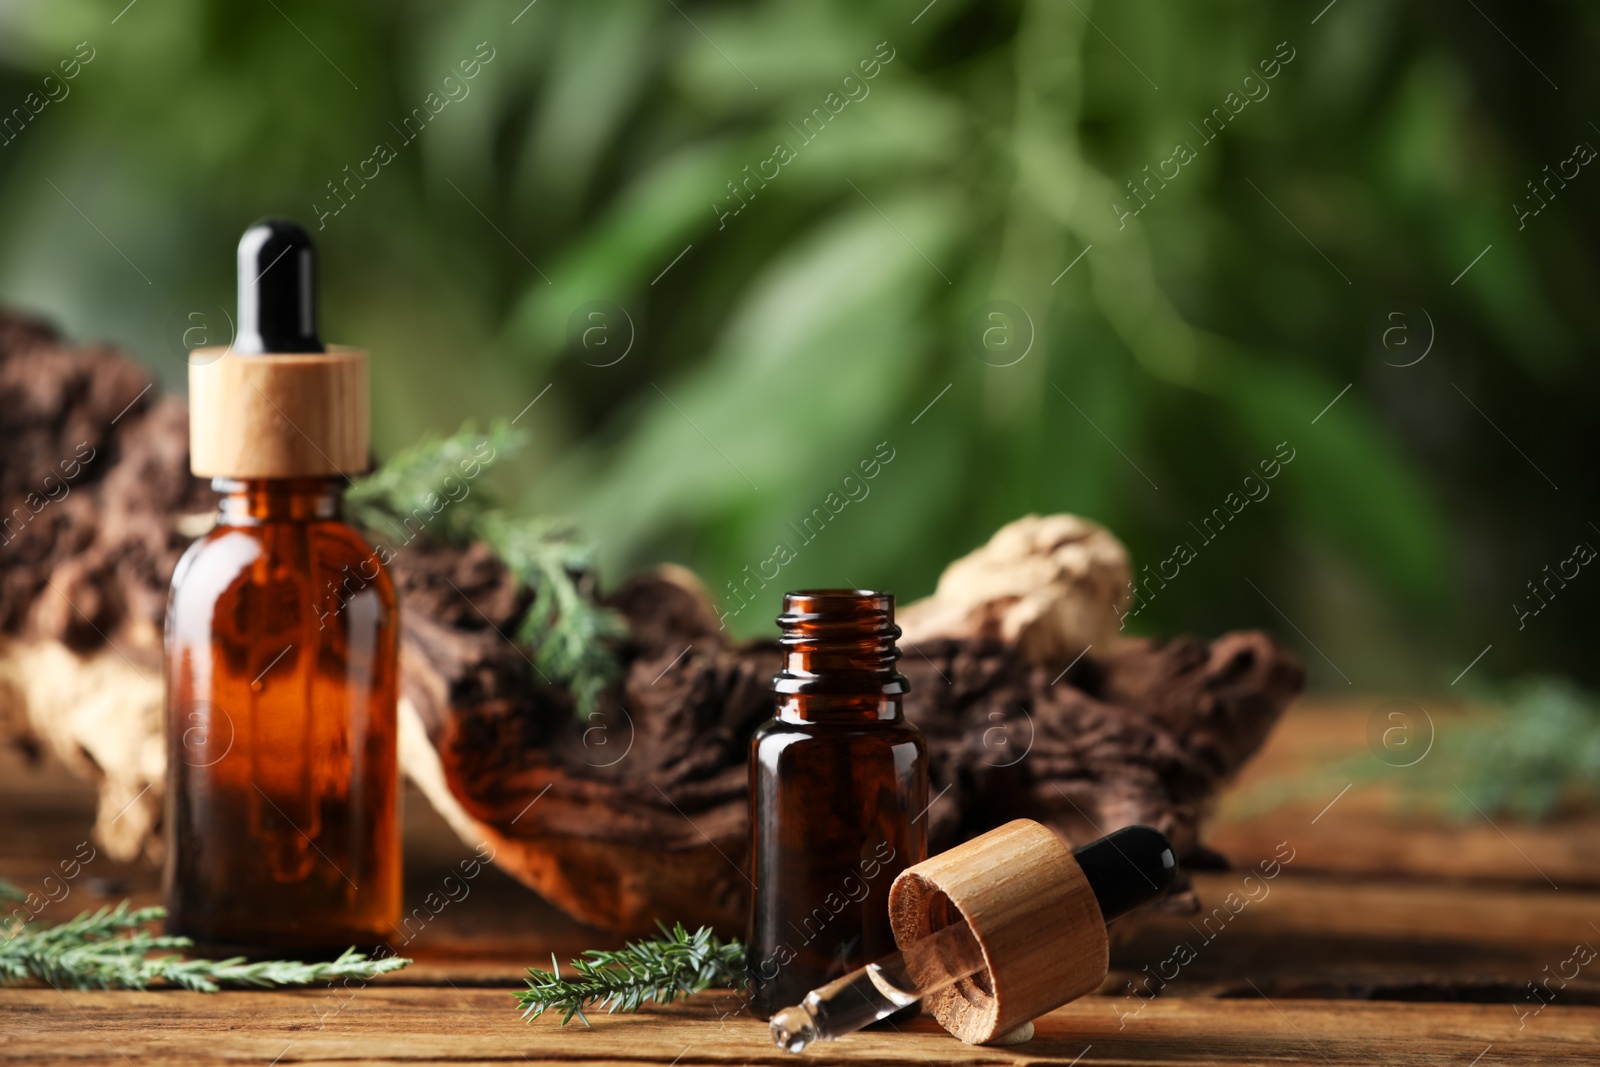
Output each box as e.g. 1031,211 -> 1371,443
235,219 -> 323,355
188,220 -> 368,479
889,819 -> 1177,1045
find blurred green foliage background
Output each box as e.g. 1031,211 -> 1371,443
1,0 -> 1594,694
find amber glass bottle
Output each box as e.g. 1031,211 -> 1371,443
164,477 -> 399,951
746,590 -> 928,1017
164,220 -> 399,952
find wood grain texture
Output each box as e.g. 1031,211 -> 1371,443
890,819 -> 1109,1044
3,987 -> 1596,1065
1209,703 -> 1600,888
187,346 -> 367,478
6,701 -> 1600,1064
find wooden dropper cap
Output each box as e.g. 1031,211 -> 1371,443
888,820 -> 1175,1045
189,219 -> 369,479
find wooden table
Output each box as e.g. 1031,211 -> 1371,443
5,699 -> 1599,1065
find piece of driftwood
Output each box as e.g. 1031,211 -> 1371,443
0,313 -> 206,857
0,312 -> 1305,935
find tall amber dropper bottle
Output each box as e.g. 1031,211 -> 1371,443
746,590 -> 928,1017
164,220 -> 400,952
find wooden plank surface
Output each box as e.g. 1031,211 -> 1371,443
1208,703 -> 1600,888
5,699 -> 1600,1064
5,986 -> 1596,1065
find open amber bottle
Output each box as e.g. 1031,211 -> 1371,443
163,220 -> 399,952
746,590 -> 928,1017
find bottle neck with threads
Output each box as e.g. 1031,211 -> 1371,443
774,589 -> 907,723
213,476 -> 344,525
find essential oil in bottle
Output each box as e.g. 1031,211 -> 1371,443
163,219 -> 400,953
746,589 -> 928,1017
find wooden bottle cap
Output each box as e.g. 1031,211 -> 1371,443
188,346 -> 369,479
888,818 -> 1109,1045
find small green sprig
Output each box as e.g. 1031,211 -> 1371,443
345,422 -> 521,546
1234,676 -> 1600,823
517,923 -> 746,1026
1414,676 -> 1600,821
488,514 -> 629,716
346,423 -> 627,718
0,884 -> 410,992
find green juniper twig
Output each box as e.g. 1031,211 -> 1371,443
517,923 -> 746,1026
1233,676 -> 1600,823
0,884 -> 410,992
1432,677 -> 1600,821
345,422 -> 626,718
345,422 -> 521,546
488,513 -> 629,717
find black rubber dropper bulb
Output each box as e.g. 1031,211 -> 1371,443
234,219 -> 324,355
1071,825 -> 1178,920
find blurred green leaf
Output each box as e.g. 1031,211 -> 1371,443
3,0 -> 1597,690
